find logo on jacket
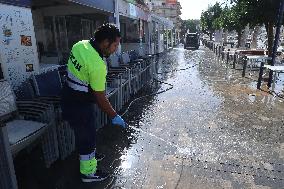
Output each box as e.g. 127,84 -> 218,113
70,52 -> 82,71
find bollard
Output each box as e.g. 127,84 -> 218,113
233,54 -> 236,69
242,58 -> 248,77
226,51 -> 230,64
222,47 -> 225,60
257,61 -> 265,89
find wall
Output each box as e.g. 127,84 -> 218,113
0,3 -> 39,88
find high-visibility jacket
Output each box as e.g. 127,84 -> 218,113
64,40 -> 107,102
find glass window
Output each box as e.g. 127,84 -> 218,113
139,20 -> 146,43
82,19 -> 94,40
121,19 -> 140,43
55,16 -> 69,52
120,23 -> 127,43
43,17 -> 56,53
0,64 -> 4,79
66,16 -> 82,49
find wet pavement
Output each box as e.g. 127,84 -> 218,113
16,46 -> 284,189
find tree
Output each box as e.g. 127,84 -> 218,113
228,1 -> 250,47
181,19 -> 200,36
232,0 -> 282,55
200,2 -> 222,40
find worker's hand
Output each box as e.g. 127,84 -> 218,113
112,115 -> 126,128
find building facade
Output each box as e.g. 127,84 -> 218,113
145,0 -> 182,45
0,0 -> 174,88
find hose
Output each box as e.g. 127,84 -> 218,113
119,63 -> 199,147
121,63 -> 198,117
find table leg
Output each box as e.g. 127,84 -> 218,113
272,71 -> 276,92
233,54 -> 236,69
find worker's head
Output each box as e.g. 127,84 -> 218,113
94,23 -> 121,57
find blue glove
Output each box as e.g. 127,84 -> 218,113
112,115 -> 126,128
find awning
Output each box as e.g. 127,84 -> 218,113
0,0 -> 31,7
68,0 -> 114,13
151,14 -> 174,29
119,0 -> 149,21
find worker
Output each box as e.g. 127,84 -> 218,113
61,23 -> 126,183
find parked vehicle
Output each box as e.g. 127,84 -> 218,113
184,33 -> 200,50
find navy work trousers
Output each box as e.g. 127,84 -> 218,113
61,101 -> 97,155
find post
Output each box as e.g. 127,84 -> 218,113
226,51 -> 230,64
268,0 -> 284,87
257,61 -> 265,89
233,54 -> 236,69
242,57 -> 248,77
114,0 -> 121,54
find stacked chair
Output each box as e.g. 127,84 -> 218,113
107,53 -> 131,109
0,47 -> 157,189
31,68 -> 75,160
0,79 -> 55,189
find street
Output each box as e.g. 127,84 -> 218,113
16,46 -> 284,189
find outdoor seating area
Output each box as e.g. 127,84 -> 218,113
0,80 -> 57,189
203,40 -> 284,95
0,49 -> 156,189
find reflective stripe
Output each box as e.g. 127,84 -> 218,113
67,80 -> 88,92
80,158 -> 97,175
67,70 -> 88,87
67,70 -> 89,92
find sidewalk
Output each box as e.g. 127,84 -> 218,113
16,47 -> 284,189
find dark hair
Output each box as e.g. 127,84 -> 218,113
94,23 -> 121,44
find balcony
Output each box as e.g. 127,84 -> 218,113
152,4 -> 177,10
124,0 -> 150,11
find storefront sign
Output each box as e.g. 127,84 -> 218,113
129,3 -> 137,17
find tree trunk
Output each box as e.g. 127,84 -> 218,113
214,30 -> 223,43
251,26 -> 260,49
266,22 -> 274,56
209,33 -> 213,41
239,25 -> 249,48
237,30 -> 242,48
219,29 -> 223,43
224,29 -> 228,43
240,30 -> 246,48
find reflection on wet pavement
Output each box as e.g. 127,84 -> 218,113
16,47 -> 284,189
106,47 -> 284,189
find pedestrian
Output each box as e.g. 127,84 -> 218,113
61,23 -> 126,183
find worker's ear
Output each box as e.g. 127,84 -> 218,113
101,39 -> 110,48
